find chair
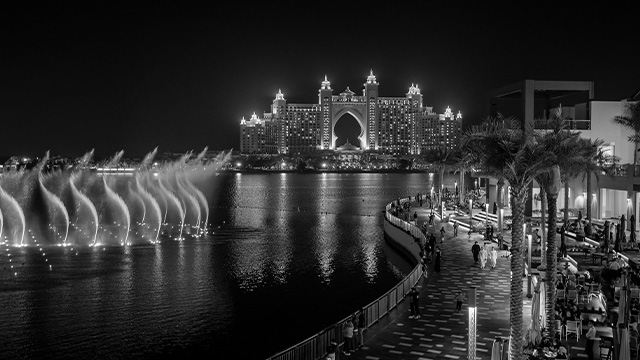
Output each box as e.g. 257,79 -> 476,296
599,340 -> 613,360
567,289 -> 578,302
557,289 -> 566,301
564,320 -> 581,341
631,288 -> 640,301
630,335 -> 638,358
579,292 -> 589,304
578,275 -> 586,286
556,319 -> 565,339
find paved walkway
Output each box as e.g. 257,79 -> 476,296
349,204 -> 526,359
348,203 -> 604,359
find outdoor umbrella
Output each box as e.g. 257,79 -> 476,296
619,326 -> 631,360
529,289 -> 541,346
631,214 -> 636,242
491,337 -> 502,360
619,287 -> 628,326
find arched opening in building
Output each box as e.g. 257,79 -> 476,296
334,113 -> 362,149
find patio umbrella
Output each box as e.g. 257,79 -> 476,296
528,289 -> 541,346
491,337 -> 502,360
619,287 -> 628,326
631,214 -> 636,242
619,326 -> 631,360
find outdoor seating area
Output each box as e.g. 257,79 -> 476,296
441,203 -> 640,358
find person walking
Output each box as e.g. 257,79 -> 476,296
413,211 -> 418,224
440,226 -> 446,243
453,221 -> 459,236
490,246 -> 498,269
454,290 -> 465,312
585,320 -> 597,360
342,319 -> 355,355
356,308 -> 366,349
471,241 -> 481,264
408,287 -> 420,319
479,245 -> 488,269
434,247 -> 442,273
429,213 -> 435,225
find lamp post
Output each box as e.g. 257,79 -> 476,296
469,199 -> 473,225
527,233 -> 533,298
485,203 -> 489,228
430,187 -> 434,209
468,287 -> 477,360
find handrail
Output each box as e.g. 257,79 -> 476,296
266,196 -> 425,360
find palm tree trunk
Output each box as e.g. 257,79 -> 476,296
544,165 -> 562,338
460,170 -> 465,206
586,171 -> 592,222
545,193 -> 559,338
497,178 -> 504,208
540,189 -> 547,268
509,189 -> 526,360
498,179 -> 504,232
563,180 -> 569,225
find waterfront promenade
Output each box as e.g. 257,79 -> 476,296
349,202 -> 598,359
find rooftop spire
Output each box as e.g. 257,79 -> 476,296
366,69 -> 377,84
321,75 -> 331,90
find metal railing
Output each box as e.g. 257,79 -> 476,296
266,197 -> 425,360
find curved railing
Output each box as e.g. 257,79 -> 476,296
266,196 -> 426,360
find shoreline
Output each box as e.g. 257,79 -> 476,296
222,169 -> 429,174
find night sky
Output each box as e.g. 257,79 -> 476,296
2,3 -> 639,160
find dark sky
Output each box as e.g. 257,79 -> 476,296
2,3 -> 639,160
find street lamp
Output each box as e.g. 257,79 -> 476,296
526,233 -> 533,298
468,287 -> 477,360
485,203 -> 489,227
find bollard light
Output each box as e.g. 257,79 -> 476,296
468,287 -> 477,360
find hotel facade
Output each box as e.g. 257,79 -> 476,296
240,71 -> 462,156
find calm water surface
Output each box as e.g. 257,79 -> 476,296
0,172 -> 454,359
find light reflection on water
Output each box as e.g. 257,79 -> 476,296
0,172 -> 457,359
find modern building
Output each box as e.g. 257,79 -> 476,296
482,79 -> 640,228
239,71 -> 462,156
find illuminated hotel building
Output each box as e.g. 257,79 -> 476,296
240,71 -> 462,155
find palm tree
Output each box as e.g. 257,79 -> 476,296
453,151 -> 474,207
424,148 -> 458,209
462,115 -> 556,360
579,138 -> 619,223
611,101 -> 640,166
534,112 -> 584,338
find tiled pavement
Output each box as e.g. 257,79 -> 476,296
348,203 -> 598,359
349,204 -> 526,359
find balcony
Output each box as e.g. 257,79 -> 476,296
533,119 -> 590,130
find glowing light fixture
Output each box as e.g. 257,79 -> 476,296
468,287 -> 477,360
